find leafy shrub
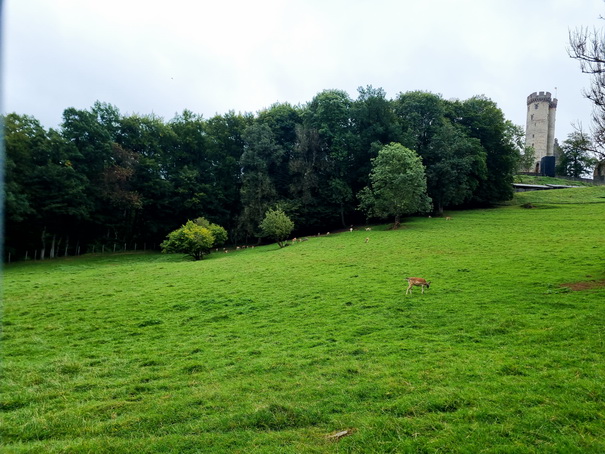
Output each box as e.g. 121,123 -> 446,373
259,207 -> 294,248
161,220 -> 216,260
193,217 -> 228,246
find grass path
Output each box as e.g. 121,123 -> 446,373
2,187 -> 605,452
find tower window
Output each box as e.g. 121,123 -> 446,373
531,114 -> 534,120
535,104 -> 539,109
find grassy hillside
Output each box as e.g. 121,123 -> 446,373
2,187 -> 605,452
513,174 -> 595,186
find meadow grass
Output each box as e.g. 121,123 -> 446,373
512,174 -> 596,186
2,186 -> 605,453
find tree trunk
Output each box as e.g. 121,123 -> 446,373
40,227 -> 47,260
50,234 -> 56,259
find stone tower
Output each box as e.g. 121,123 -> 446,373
525,91 -> 557,173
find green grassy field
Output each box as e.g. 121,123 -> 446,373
2,187 -> 605,453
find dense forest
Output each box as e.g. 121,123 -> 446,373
4,87 -> 524,260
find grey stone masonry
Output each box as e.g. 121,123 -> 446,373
525,91 -> 557,173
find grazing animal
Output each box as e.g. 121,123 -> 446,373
365,237 -> 369,243
365,227 -> 372,231
405,277 -> 431,295
445,216 -> 452,221
350,227 -> 353,233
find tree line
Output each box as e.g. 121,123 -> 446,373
4,87 -> 525,261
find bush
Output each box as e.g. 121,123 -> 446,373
193,217 -> 228,246
161,220 -> 215,260
259,208 -> 294,248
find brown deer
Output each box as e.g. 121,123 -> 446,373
405,277 -> 431,295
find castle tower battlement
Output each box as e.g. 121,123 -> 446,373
525,91 -> 557,173
527,91 -> 558,108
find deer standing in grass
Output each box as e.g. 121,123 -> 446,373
405,277 -> 431,295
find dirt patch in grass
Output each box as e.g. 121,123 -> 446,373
560,280 -> 605,291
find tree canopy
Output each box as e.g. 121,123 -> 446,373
358,143 -> 432,227
556,131 -> 596,177
4,87 -> 523,261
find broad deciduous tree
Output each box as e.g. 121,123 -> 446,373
425,123 -> 486,215
449,96 -> 518,204
556,131 -> 596,177
358,143 -> 432,227
239,123 -> 283,241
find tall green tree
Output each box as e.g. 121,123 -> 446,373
394,92 -> 488,213
168,111 -> 212,220
358,143 -> 432,227
425,123 -> 486,215
61,104 -> 118,243
288,125 -> 334,229
304,89 -> 356,225
257,103 -> 302,152
449,96 -> 518,204
61,106 -> 113,180
115,113 -> 177,244
100,143 -> 142,241
394,91 -> 446,153
4,114 -> 41,225
4,113 -> 92,258
205,111 -> 252,231
304,89 -> 353,153
350,86 -> 401,191
556,131 -> 596,177
239,123 -> 283,241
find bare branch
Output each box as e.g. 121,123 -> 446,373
569,17 -> 605,158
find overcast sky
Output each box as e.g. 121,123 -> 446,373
4,0 -> 605,142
